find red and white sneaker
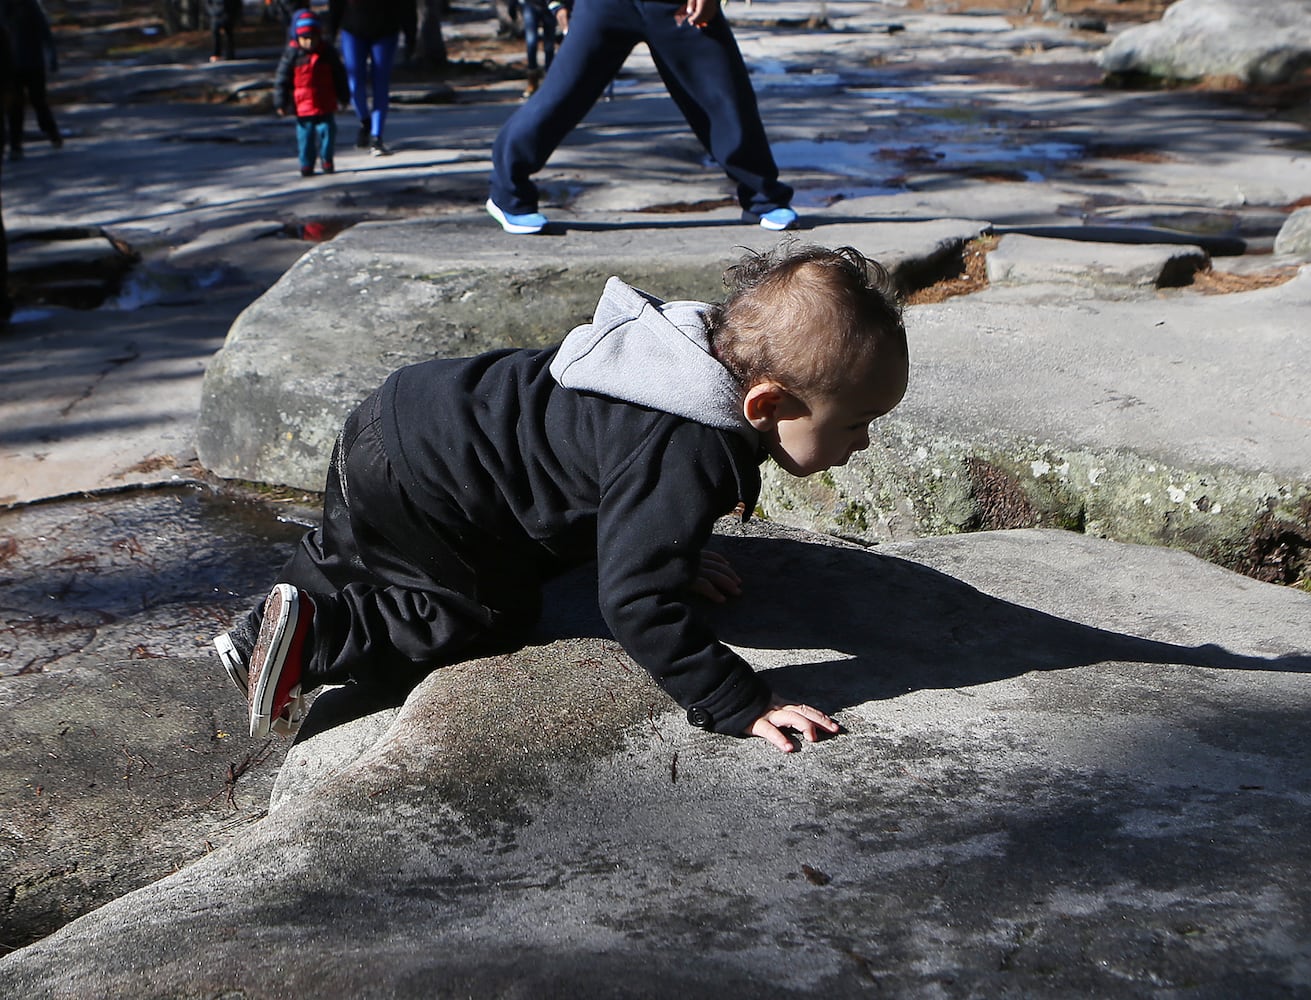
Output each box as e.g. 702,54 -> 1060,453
247,584 -> 314,739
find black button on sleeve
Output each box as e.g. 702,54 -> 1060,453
686,707 -> 713,730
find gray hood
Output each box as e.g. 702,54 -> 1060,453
550,277 -> 754,441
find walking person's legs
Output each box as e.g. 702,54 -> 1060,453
6,77 -> 27,160
365,34 -> 399,153
488,0 -> 638,222
339,29 -> 372,148
522,1 -> 544,96
541,13 -> 557,70
523,1 -> 542,71
643,0 -> 793,223
0,156 -> 10,323
24,70 -> 60,147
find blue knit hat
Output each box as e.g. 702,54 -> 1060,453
293,10 -> 320,36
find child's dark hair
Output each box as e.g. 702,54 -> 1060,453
707,243 -> 907,400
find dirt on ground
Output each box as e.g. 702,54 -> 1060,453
903,235 -> 1301,304
899,0 -> 1172,20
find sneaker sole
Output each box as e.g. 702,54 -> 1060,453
485,198 -> 546,235
248,584 -> 300,739
743,208 -> 799,231
214,631 -> 248,697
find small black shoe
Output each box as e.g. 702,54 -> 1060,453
355,124 -> 369,149
369,136 -> 392,157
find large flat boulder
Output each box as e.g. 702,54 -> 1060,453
195,217 -> 983,492
1275,206 -> 1311,259
1,526 -> 1307,996
196,215 -> 1311,582
759,263 -> 1311,582
984,233 -> 1207,292
1099,0 -> 1311,85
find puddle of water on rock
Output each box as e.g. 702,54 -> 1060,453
103,264 -> 230,311
846,86 -> 948,110
740,62 -> 1087,184
750,58 -> 844,90
0,485 -> 307,672
1,485 -> 306,618
6,306 -> 58,325
792,183 -> 906,208
772,134 -> 1083,180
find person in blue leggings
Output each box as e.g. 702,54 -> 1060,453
487,0 -> 794,234
328,0 -> 416,156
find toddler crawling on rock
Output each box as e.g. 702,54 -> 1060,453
214,243 -> 909,752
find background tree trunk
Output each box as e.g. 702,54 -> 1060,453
160,0 -> 203,33
417,0 -> 448,69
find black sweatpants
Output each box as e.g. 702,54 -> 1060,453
489,0 -> 792,216
273,391 -> 549,692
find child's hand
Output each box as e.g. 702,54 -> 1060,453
747,698 -> 840,753
690,549 -> 741,603
276,108 -> 286,116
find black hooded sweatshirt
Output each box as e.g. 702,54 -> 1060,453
377,278 -> 772,735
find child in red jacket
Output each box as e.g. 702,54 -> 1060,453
274,10 -> 349,177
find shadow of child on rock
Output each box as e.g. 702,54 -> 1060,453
294,531 -> 1308,744
706,535 -> 1309,719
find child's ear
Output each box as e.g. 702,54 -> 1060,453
742,382 -> 804,431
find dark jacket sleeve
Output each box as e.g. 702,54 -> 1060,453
273,45 -> 296,112
594,419 -> 771,736
330,48 -> 349,104
326,0 -> 344,37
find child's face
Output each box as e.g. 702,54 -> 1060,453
746,354 -> 908,478
297,32 -> 317,49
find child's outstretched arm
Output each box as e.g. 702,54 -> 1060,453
747,697 -> 840,753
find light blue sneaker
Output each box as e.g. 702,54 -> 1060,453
486,198 -> 548,234
753,206 -> 799,231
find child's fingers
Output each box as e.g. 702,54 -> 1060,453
771,704 -> 840,742
749,717 -> 796,753
749,704 -> 840,752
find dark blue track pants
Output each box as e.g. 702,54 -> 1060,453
489,0 -> 792,216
